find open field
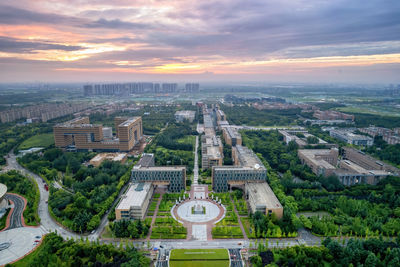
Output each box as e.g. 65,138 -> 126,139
18,133 -> 54,150
169,249 -> 229,267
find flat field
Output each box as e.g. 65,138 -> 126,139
169,249 -> 229,267
18,133 -> 54,150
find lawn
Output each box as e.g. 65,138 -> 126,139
18,133 -> 54,150
169,249 -> 229,267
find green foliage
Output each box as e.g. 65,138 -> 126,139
222,105 -> 300,126
212,226 -> 244,239
251,236 -> 400,266
12,232 -> 150,267
18,133 -> 54,150
109,219 -> 149,239
295,177 -> 400,237
365,136 -> 400,167
20,148 -> 130,233
145,123 -> 195,174
0,170 -> 40,226
0,122 -> 52,166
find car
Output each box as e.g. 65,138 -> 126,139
34,240 -> 41,243
91,230 -> 96,234
160,245 -> 164,248
35,236 -> 41,239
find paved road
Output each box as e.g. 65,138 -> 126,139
5,152 -> 80,240
4,194 -> 24,229
229,248 -> 243,267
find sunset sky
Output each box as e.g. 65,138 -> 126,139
0,0 -> 399,83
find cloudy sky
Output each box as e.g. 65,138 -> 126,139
0,0 -> 399,83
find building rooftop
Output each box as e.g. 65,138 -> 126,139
175,110 -> 196,116
246,182 -> 282,210
225,127 -> 241,139
116,182 -> 152,210
235,145 -> 265,169
298,149 -> 337,170
119,116 -> 141,127
0,183 -> 7,199
207,146 -> 222,159
133,166 -> 186,171
137,153 -> 155,167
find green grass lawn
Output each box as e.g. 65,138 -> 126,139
18,133 -> 54,150
169,249 -> 229,267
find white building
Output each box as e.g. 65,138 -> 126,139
330,129 -> 374,146
175,110 -> 196,123
115,182 -> 154,220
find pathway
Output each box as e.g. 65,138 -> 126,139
146,190 -> 165,241
231,197 -> 248,240
193,136 -> 199,185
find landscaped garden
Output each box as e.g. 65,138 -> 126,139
150,192 -> 188,239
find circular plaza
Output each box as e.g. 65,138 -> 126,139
175,200 -> 223,223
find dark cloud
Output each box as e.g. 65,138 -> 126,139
84,18 -> 150,29
0,36 -> 83,53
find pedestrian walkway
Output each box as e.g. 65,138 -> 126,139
146,190 -> 165,240
193,136 -> 199,185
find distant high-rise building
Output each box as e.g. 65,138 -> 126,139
161,83 -> 177,93
185,83 -> 200,93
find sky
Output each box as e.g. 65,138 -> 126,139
0,0 -> 400,83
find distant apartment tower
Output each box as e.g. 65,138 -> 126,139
161,83 -> 178,93
185,83 -> 200,93
53,116 -> 143,152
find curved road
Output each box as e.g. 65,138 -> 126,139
4,194 -> 25,229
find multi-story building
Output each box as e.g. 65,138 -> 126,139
245,182 -> 283,219
279,130 -> 335,148
201,135 -> 223,170
313,110 -> 354,121
185,83 -> 200,93
298,146 -> 396,185
131,165 -> 186,192
0,102 -> 90,123
223,127 -> 242,146
161,83 -> 178,93
212,145 -> 267,192
175,110 -> 196,123
342,147 -> 400,176
115,182 -> 154,220
359,126 -> 400,145
330,129 -> 374,146
53,116 -> 143,152
297,148 -> 339,176
216,110 -> 226,121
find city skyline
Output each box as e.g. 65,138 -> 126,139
0,0 -> 400,83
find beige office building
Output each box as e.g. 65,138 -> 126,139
245,182 -> 283,219
54,116 -> 142,152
